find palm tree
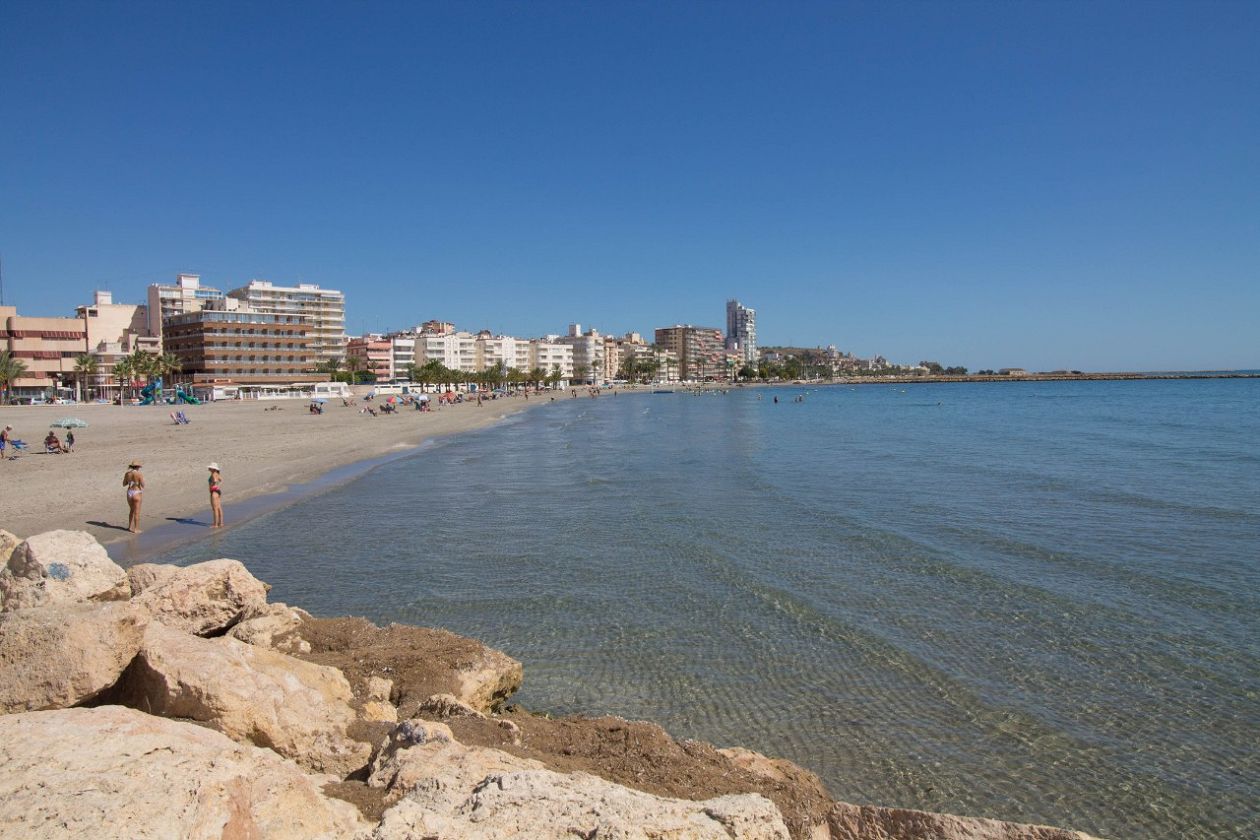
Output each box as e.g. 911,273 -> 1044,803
156,352 -> 182,385
344,354 -> 366,386
572,364 -> 589,386
317,356 -> 344,377
0,350 -> 28,404
112,357 -> 134,403
73,353 -> 99,403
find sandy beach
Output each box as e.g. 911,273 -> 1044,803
0,393 -> 544,545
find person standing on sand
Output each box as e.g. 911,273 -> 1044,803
207,463 -> 224,527
1,425 -> 11,460
123,459 -> 145,533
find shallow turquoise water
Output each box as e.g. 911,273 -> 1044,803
153,379 -> 1260,839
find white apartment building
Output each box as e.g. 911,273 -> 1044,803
414,331 -> 478,372
726,299 -> 757,364
146,274 -> 224,342
555,324 -> 606,383
532,339 -> 573,380
228,280 -> 346,366
389,335 -> 415,380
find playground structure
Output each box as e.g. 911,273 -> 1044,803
136,378 -> 201,406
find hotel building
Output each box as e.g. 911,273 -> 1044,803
228,280 -> 346,367
163,301 -> 326,385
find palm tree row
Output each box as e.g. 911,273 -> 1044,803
111,350 -> 182,402
403,359 -> 565,392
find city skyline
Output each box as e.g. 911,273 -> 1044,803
2,2 -> 1257,372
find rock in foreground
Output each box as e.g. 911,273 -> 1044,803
0,530 -> 129,610
0,706 -> 366,839
0,601 -> 148,713
111,621 -> 372,776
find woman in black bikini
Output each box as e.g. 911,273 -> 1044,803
207,463 -> 223,527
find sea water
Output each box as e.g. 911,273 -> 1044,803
152,378 -> 1260,839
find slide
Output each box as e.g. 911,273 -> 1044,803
175,388 -> 200,404
137,376 -> 163,405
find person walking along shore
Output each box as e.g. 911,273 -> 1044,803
123,459 -> 144,533
207,463 -> 223,527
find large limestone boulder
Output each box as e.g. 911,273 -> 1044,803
367,718 -> 791,839
0,601 -> 148,714
828,802 -> 1102,840
129,559 -> 269,636
0,530 -> 129,611
0,706 -> 367,839
374,769 -> 791,839
227,601 -> 310,651
116,622 -> 371,776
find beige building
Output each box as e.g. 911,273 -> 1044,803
228,280 -> 346,367
146,274 -> 225,342
76,291 -> 159,400
0,306 -> 88,399
654,325 -> 726,381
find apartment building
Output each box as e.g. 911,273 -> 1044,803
531,339 -> 573,380
555,324 -> 606,383
654,325 -> 726,380
346,334 -> 393,381
414,331 -> 478,372
725,299 -> 757,364
228,280 -> 346,366
76,291 -> 160,400
163,302 -> 326,385
0,306 -> 88,398
146,274 -> 224,341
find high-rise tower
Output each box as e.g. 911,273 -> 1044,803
725,299 -> 757,364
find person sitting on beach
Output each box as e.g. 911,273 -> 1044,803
44,431 -> 67,454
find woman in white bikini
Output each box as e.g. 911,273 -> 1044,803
123,459 -> 144,533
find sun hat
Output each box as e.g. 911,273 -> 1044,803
207,463 -> 221,471
129,459 -> 142,468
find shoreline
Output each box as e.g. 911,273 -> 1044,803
4,372 -> 1252,552
0,391 -> 551,554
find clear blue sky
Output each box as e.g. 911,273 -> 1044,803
2,1 -> 1256,371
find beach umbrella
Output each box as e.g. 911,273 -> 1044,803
52,417 -> 88,428
311,397 -> 328,403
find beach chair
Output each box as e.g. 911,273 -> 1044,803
8,439 -> 28,459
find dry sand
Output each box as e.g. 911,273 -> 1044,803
0,393 -> 544,544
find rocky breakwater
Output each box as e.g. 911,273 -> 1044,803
0,529 -> 1103,840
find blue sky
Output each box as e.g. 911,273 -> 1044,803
2,1 -> 1256,371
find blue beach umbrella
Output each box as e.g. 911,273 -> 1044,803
53,417 -> 88,428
